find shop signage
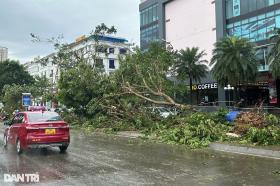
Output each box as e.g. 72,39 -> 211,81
233,0 -> 240,17
192,83 -> 218,91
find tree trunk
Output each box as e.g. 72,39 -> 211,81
189,78 -> 193,105
277,79 -> 280,107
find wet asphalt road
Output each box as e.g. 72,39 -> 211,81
0,126 -> 280,185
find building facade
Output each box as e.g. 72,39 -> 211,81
25,54 -> 59,85
165,0 -> 216,62
140,0 -> 216,59
140,0 -> 220,105
25,35 -> 130,86
216,0 -> 280,106
140,0 -> 167,49
24,35 -> 130,107
0,46 -> 8,62
140,0 -> 280,106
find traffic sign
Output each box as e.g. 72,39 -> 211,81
22,93 -> 32,107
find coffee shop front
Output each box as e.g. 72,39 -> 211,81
191,82 -> 219,105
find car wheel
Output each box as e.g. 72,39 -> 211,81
16,139 -> 23,155
3,135 -> 7,149
59,145 -> 68,153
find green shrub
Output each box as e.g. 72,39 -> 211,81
243,126 -> 280,145
210,108 -> 229,124
245,127 -> 271,145
265,114 -> 279,126
186,112 -> 210,126
156,115 -> 231,149
61,112 -> 82,126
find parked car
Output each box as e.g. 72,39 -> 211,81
147,107 -> 177,118
28,106 -> 47,112
3,111 -> 70,154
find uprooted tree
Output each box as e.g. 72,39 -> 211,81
58,42 -> 191,120
31,24 -> 192,125
116,42 -> 190,109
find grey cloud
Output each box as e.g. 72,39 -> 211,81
0,0 -> 140,63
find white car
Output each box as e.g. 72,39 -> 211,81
148,107 -> 176,118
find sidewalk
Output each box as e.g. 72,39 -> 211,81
210,142 -> 280,159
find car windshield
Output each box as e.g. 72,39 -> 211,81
27,112 -> 63,123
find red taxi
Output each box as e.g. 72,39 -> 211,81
3,111 -> 70,154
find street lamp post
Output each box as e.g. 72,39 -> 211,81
224,84 -> 235,107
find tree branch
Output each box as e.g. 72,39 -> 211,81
123,82 -> 190,109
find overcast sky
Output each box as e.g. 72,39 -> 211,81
0,0 -> 140,63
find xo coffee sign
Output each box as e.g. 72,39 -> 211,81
192,83 -> 218,91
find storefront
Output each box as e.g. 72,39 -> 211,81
187,72 -> 280,107
191,82 -> 219,105
237,73 -> 278,107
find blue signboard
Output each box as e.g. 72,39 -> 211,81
233,0 -> 240,17
22,93 -> 32,107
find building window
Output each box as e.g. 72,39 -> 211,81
226,10 -> 280,42
96,46 -> 107,53
226,0 -> 280,19
140,4 -> 159,27
119,48 -> 127,54
140,24 -> 159,49
95,58 -> 104,68
50,70 -> 53,77
109,59 -> 115,69
109,48 -> 115,54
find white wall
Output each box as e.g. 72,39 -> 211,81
165,0 -> 216,63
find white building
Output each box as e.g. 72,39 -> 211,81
25,35 -> 130,86
25,53 -> 59,85
140,0 -> 216,63
0,46 -> 8,62
165,0 -> 216,63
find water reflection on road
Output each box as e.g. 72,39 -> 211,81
0,129 -> 279,185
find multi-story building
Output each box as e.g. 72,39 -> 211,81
216,0 -> 280,106
140,0 -> 280,106
140,0 -> 164,49
140,0 -> 216,61
140,0 -> 216,62
140,0 -> 219,104
25,54 -> 59,85
0,46 -> 8,62
25,35 -> 130,85
25,35 -> 130,108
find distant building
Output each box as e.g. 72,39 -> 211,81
25,35 -> 130,86
25,53 -> 59,85
0,46 -> 8,62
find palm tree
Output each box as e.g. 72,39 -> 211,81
268,29 -> 280,78
210,37 -> 258,86
175,47 -> 208,104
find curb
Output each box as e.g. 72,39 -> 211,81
114,131 -> 144,139
210,143 -> 280,159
